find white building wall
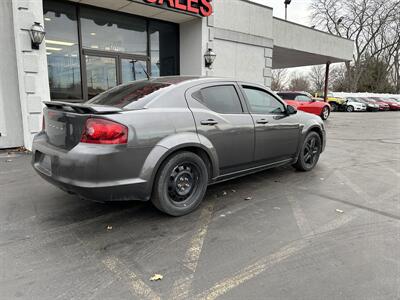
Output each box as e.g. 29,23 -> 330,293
0,0 -> 24,148
10,0 -> 50,150
203,0 -> 274,87
179,19 -> 204,76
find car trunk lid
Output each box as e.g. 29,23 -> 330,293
43,101 -> 123,150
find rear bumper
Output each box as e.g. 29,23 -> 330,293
31,133 -> 152,202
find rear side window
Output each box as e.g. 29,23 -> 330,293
193,85 -> 243,114
86,81 -> 170,108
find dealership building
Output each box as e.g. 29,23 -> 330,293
0,0 -> 353,149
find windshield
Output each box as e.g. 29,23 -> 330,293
86,81 -> 171,108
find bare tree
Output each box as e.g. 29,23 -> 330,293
288,73 -> 311,91
329,64 -> 348,91
311,0 -> 400,92
271,69 -> 288,91
308,65 -> 326,93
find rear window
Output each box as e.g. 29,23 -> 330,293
277,93 -> 296,100
86,81 -> 170,108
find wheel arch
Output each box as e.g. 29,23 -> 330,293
139,133 -> 219,200
307,126 -> 324,147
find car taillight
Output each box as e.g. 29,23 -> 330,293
80,118 -> 128,145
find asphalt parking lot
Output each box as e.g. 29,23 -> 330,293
1,112 -> 399,300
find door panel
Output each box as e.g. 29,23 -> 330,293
241,85 -> 300,162
252,113 -> 300,162
186,83 -> 255,173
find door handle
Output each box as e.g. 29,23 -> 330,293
201,119 -> 218,126
256,119 -> 269,124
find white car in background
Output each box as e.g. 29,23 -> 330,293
345,97 -> 367,112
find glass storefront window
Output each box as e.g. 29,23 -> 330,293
149,21 -> 179,77
43,2 -> 179,101
80,7 -> 147,55
85,56 -> 117,99
44,1 -> 82,100
121,59 -> 148,83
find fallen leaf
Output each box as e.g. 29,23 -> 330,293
216,191 -> 228,198
335,209 -> 344,214
150,274 -> 163,281
107,225 -> 113,230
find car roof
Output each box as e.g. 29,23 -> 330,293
151,76 -> 236,85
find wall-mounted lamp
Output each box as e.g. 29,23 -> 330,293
29,22 -> 46,50
204,48 -> 216,69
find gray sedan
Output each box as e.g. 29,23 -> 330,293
32,77 -> 326,216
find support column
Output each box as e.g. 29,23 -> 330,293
324,61 -> 331,102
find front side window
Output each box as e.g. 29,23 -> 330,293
44,1 -> 82,100
193,85 -> 243,114
243,87 -> 285,114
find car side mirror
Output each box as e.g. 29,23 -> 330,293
286,105 -> 297,115
310,98 -> 316,102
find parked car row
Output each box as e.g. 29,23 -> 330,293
344,97 -> 400,112
275,91 -> 400,120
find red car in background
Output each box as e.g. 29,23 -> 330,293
370,97 -> 400,111
277,92 -> 331,120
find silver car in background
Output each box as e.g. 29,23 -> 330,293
32,77 -> 326,216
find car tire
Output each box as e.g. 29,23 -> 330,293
346,105 -> 354,112
152,151 -> 208,216
293,132 -> 322,172
320,106 -> 330,120
330,102 -> 338,112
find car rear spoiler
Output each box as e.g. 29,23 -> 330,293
43,101 -> 123,114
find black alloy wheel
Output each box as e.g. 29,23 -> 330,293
152,151 -> 208,216
293,132 -> 322,171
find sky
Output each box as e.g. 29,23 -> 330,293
251,0 -> 313,26
250,0 -> 315,76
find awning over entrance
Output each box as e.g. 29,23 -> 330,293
272,18 -> 354,69
68,0 -> 198,23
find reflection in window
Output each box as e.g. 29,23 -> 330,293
85,56 -> 117,99
44,1 -> 82,100
149,21 -> 179,77
243,87 -> 285,114
87,82 -> 170,108
121,59 -> 148,83
194,85 -> 243,114
80,7 -> 147,55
